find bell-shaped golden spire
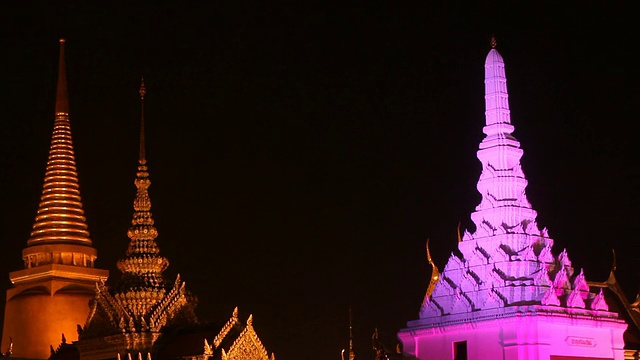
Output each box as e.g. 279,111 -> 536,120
27,38 -> 92,247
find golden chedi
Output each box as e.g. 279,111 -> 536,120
1,39 -> 109,360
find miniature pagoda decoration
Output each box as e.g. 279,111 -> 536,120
76,80 -> 198,359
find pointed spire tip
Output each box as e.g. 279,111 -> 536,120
139,77 -> 146,99
59,38 -> 66,44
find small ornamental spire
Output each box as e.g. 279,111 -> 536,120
27,39 -> 92,247
490,35 -> 497,49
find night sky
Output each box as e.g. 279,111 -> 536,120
0,2 -> 638,360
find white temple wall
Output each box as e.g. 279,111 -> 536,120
401,313 -> 626,360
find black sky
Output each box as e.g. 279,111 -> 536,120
0,2 -> 638,360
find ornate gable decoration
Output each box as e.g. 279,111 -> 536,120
206,308 -> 275,360
221,315 -> 274,360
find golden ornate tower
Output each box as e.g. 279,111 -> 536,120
74,80 -> 198,360
1,39 -> 109,359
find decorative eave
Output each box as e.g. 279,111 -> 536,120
213,307 -> 240,347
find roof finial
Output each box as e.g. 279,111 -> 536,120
348,307 -> 355,360
425,239 -> 440,297
139,77 -> 146,163
611,248 -> 617,272
55,38 -> 69,115
490,35 -> 497,49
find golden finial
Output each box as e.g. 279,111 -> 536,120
139,77 -> 146,99
457,220 -> 462,243
139,77 -> 146,163
491,35 -> 497,49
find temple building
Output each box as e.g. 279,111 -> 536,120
1,40 -> 275,360
1,39 -> 109,360
397,39 -> 635,359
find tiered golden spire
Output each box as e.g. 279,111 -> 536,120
27,38 -> 92,247
116,78 -> 169,293
81,81 -> 194,343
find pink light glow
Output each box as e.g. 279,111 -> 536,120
397,44 -> 627,360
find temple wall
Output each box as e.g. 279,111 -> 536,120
1,288 -> 94,359
400,313 -> 626,360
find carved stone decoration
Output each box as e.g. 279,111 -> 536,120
419,296 -> 443,318
558,249 -> 574,277
533,266 -> 552,288
572,269 -> 590,299
481,287 -> 505,309
590,289 -> 609,311
537,243 -> 555,264
553,266 -> 571,297
541,287 -> 561,306
566,287 -> 586,309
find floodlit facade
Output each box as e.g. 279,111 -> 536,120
397,40 -> 628,360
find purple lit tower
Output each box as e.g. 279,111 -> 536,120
397,40 -> 627,360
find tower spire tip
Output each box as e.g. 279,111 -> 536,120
139,77 -> 146,99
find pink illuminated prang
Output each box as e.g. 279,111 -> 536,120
397,41 -> 627,360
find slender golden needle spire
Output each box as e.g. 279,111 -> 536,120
116,79 -> 168,296
27,38 -> 92,247
139,77 -> 146,163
